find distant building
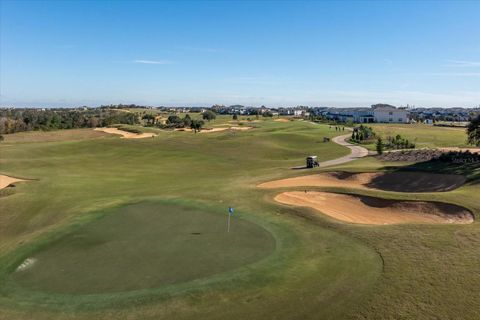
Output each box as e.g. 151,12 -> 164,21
293,109 -> 310,117
323,104 -> 409,123
371,104 -> 409,123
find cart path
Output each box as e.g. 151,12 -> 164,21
320,134 -> 369,168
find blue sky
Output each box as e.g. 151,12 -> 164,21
1,1 -> 479,108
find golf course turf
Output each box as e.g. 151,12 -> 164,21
1,118 -> 479,319
11,201 -> 276,294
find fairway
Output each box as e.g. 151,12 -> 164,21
11,201 -> 275,294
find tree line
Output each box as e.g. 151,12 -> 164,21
0,108 -> 138,134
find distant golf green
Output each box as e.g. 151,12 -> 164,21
11,201 -> 276,294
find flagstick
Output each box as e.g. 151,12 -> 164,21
227,213 -> 231,233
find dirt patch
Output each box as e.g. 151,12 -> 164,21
274,118 -> 290,122
275,191 -> 473,225
0,175 -> 28,190
259,171 -> 465,193
94,127 -> 155,139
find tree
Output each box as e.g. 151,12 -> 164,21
376,137 -> 384,155
467,114 -> 480,146
190,119 -> 204,133
142,114 -> 156,125
167,115 -> 183,128
202,110 -> 216,122
0,134 -> 4,143
233,113 -> 238,120
183,114 -> 192,127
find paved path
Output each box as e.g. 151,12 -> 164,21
319,134 -> 369,168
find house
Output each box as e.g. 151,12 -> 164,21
372,104 -> 409,123
293,109 -> 310,117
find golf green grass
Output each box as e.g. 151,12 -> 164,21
1,117 -> 479,320
11,201 -> 276,294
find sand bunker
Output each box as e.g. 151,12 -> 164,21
94,127 -> 155,139
175,126 -> 252,133
259,171 -> 466,193
0,175 -> 27,190
230,126 -> 252,131
274,118 -> 290,122
275,191 -> 473,225
15,258 -> 37,272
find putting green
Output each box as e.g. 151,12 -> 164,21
11,201 -> 276,294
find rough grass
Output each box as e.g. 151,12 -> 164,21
367,123 -> 470,149
1,128 -> 109,144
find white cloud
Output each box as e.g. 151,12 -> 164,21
444,60 -> 480,67
133,59 -> 173,65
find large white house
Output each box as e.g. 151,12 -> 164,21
372,104 -> 409,123
323,104 -> 409,123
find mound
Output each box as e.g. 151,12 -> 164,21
275,191 -> 473,225
94,127 -> 155,139
11,201 -> 275,294
259,171 -> 465,193
366,171 -> 466,192
0,175 -> 27,190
